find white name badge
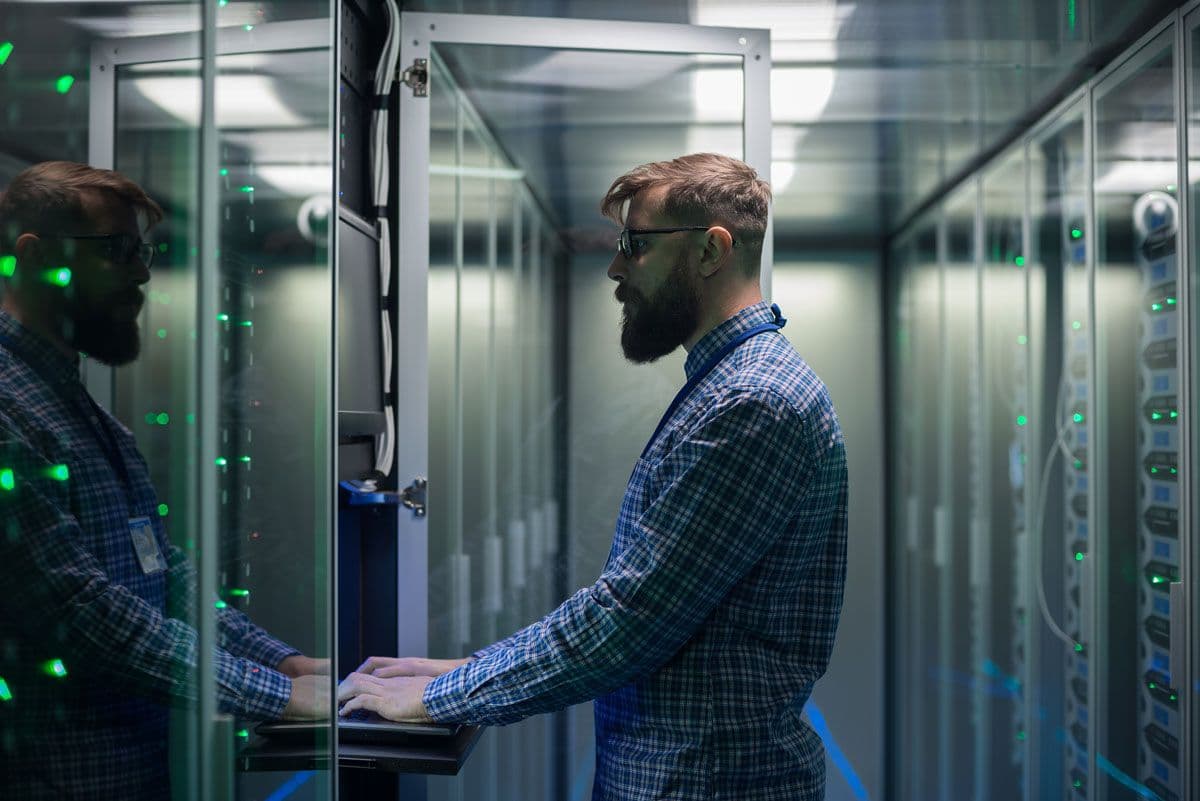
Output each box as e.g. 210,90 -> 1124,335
129,516 -> 167,575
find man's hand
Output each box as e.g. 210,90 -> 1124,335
355,656 -> 471,678
337,672 -> 433,722
277,655 -> 331,678
283,674 -> 332,720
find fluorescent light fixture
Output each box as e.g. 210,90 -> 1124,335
1094,161 -> 1177,195
255,165 -> 332,197
504,51 -> 686,91
689,0 -> 853,62
132,75 -> 306,128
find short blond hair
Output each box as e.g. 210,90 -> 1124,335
601,153 -> 770,272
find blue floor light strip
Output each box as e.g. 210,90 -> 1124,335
264,770 -> 316,801
1095,754 -> 1161,801
804,701 -> 870,801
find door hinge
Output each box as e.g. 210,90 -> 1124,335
400,58 -> 428,97
401,476 -> 427,517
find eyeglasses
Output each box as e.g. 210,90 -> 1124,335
46,233 -> 155,269
616,226 -> 712,260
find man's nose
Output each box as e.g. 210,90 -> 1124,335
607,255 -> 626,283
130,258 -> 151,286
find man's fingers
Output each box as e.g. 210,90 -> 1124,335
337,672 -> 381,702
373,664 -> 417,678
356,656 -> 390,674
338,695 -> 368,716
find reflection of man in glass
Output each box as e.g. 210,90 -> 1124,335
0,162 -> 328,801
339,154 -> 849,801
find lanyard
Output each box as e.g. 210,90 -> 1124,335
641,303 -> 787,460
0,330 -> 135,501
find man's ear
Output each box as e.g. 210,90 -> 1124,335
696,226 -> 734,279
13,233 -> 44,272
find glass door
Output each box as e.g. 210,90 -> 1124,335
89,13 -> 336,799
395,12 -> 771,801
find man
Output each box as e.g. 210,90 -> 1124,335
0,162 -> 327,800
339,153 -> 849,800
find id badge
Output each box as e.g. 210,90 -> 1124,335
129,516 -> 167,575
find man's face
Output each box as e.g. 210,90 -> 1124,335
47,192 -> 150,366
607,190 -> 702,364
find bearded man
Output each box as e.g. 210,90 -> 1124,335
0,162 -> 327,800
339,153 -> 849,801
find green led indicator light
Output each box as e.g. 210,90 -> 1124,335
186,413 -> 196,425
1148,680 -> 1157,689
158,243 -> 168,254
1016,415 -> 1027,427
157,328 -> 167,339
1152,302 -> 1163,312
1017,335 -> 1028,345
1072,320 -> 1082,330
1074,643 -> 1083,652
156,413 -> 169,426
0,42 -> 13,67
43,659 -> 67,678
1068,0 -> 1077,30
0,255 -> 15,277
1073,459 -> 1083,470
239,185 -> 254,193
1170,692 -> 1177,701
239,456 -> 251,463
219,168 -> 229,176
1170,410 -> 1178,419
1013,256 -> 1025,267
214,600 -> 227,609
1152,574 -> 1166,584
0,678 -> 11,701
1073,412 -> 1084,423
1170,467 -> 1177,475
1070,227 -> 1083,239
55,75 -> 75,94
1015,730 -> 1026,741
1167,184 -> 1177,193
244,24 -> 254,32
218,0 -> 228,6
0,468 -> 14,491
1075,552 -> 1085,561
237,729 -> 249,739
1074,780 -> 1083,789
215,457 -> 228,467
1151,467 -> 1159,475
217,313 -> 230,322
228,588 -> 250,597
157,503 -> 169,517
1152,411 -> 1163,421
144,413 -> 156,425
47,268 -> 71,287
239,320 -> 253,327
48,464 -> 68,481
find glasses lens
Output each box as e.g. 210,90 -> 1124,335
138,242 -> 155,268
618,230 -> 631,259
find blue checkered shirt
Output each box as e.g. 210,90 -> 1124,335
0,311 -> 297,800
425,302 -> 849,801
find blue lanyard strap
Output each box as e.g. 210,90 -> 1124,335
640,303 -> 787,460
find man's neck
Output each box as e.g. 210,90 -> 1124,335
1,295 -> 76,359
683,286 -> 764,352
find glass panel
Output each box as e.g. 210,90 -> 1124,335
1189,11 -> 1200,798
1094,34 -> 1181,801
1029,104 -> 1090,800
212,39 -> 335,795
906,215 -> 942,801
939,184 -> 978,801
980,149 -> 1029,801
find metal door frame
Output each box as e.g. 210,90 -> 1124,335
393,11 -> 772,659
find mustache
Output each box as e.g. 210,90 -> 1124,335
614,285 -> 640,304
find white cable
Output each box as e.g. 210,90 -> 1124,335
1031,370 -> 1085,652
370,0 -> 401,476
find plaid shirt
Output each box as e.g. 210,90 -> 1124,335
0,311 -> 297,800
425,302 -> 849,801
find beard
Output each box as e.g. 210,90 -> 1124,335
61,289 -> 143,366
617,253 -> 701,364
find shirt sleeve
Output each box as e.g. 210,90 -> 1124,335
0,433 -> 293,721
424,388 -> 821,725
165,545 -> 300,669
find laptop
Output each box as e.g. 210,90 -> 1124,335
256,710 -> 460,745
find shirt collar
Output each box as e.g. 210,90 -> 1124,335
683,301 -> 776,381
0,309 -> 83,388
